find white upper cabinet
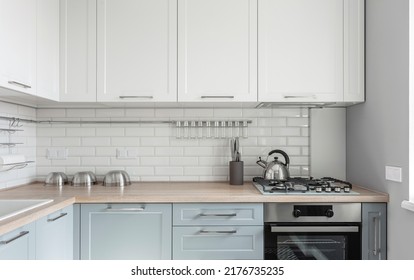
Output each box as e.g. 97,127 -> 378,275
0,0 -> 36,95
344,0 -> 364,103
178,0 -> 258,102
97,0 -> 177,102
258,0 -> 344,103
37,0 -> 60,101
60,0 -> 97,102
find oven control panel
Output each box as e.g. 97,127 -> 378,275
293,205 -> 334,218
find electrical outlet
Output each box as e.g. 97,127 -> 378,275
385,166 -> 402,182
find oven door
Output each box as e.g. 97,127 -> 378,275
264,224 -> 361,260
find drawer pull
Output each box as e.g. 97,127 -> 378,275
105,207 -> 145,212
8,80 -> 31,89
201,96 -> 234,99
0,231 -> 29,245
119,95 -> 153,99
199,229 -> 237,234
199,213 -> 237,217
47,212 -> 68,222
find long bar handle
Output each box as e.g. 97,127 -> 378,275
271,226 -> 359,233
199,229 -> 237,234
373,216 -> 380,256
283,95 -> 316,99
119,96 -> 153,99
199,213 -> 237,217
105,207 -> 145,212
8,81 -> 31,89
47,213 -> 68,222
201,96 -> 235,99
0,231 -> 29,245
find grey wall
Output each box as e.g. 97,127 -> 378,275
347,0 -> 414,259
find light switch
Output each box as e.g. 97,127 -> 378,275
116,148 -> 137,159
385,166 -> 402,182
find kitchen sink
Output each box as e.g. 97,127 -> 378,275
0,199 -> 53,222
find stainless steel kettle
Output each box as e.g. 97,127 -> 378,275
256,149 -> 290,181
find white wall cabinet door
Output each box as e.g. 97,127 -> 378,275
258,0 -> 343,103
0,0 -> 36,95
344,0 -> 364,103
178,0 -> 257,102
37,0 -> 60,101
97,0 -> 177,102
60,0 -> 97,102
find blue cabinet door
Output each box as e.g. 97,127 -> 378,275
80,203 -> 172,260
35,205 -> 73,260
362,203 -> 387,260
0,223 -> 35,260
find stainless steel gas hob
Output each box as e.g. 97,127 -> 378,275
253,177 -> 359,195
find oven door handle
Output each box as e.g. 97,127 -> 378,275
271,226 -> 359,233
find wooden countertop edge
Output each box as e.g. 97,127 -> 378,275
0,182 -> 389,236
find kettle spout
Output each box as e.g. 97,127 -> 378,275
256,157 -> 267,169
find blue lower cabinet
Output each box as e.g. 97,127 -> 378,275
0,223 -> 35,260
80,203 -> 172,260
35,205 -> 74,260
173,226 -> 263,260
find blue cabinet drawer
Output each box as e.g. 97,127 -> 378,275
173,225 -> 263,260
173,203 -> 263,226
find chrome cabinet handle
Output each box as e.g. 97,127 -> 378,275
199,213 -> 237,217
8,81 -> 31,89
119,96 -> 153,99
47,212 -> 68,222
373,216 -> 380,256
199,229 -> 237,234
0,231 -> 29,245
271,226 -> 359,233
200,96 -> 235,99
105,207 -> 145,212
283,95 -> 316,99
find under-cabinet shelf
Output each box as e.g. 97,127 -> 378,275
0,161 -> 35,172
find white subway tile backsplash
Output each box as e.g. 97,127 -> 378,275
52,137 -> 81,147
96,109 -> 125,117
37,108 -> 66,118
140,137 -> 169,146
155,167 -> 183,176
28,107 -> 310,183
82,157 -> 111,166
288,137 -> 309,146
155,147 -> 183,156
37,127 -> 66,137
257,137 -> 287,146
287,117 -> 309,127
82,137 -> 111,146
272,108 -> 301,117
141,156 -> 170,166
184,167 -> 213,176
125,127 -> 154,136
96,127 -> 124,136
66,109 -> 95,118
257,118 -> 287,127
66,127 -> 96,136
170,157 -> 198,166
125,108 -> 155,117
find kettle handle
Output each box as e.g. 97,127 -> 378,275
268,149 -> 290,166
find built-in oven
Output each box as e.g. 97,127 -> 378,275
264,203 -> 361,260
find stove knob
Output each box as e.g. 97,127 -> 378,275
325,209 -> 334,218
293,209 -> 301,218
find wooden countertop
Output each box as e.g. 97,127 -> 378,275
0,181 -> 388,235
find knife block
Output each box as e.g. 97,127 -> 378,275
229,161 -> 244,185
